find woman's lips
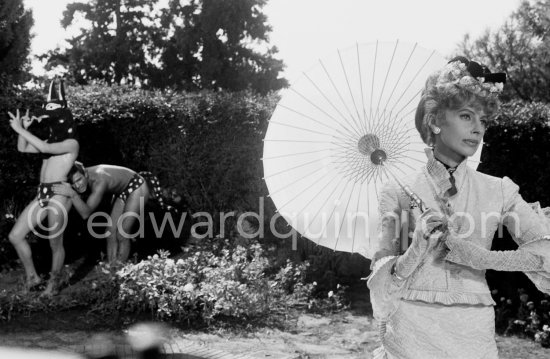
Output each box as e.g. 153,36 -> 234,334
463,139 -> 479,147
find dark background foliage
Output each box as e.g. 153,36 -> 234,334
0,0 -> 34,88
480,100 -> 550,207
40,0 -> 288,93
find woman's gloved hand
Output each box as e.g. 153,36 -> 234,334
394,208 -> 447,279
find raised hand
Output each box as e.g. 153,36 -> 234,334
8,109 -> 24,133
21,109 -> 33,129
394,208 -> 447,279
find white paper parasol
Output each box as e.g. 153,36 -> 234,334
262,40 -> 482,258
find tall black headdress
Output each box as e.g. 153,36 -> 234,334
36,78 -> 77,142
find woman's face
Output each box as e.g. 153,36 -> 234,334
434,103 -> 487,165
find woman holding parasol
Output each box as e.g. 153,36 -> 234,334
368,56 -> 550,358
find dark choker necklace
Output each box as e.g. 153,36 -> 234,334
434,155 -> 458,196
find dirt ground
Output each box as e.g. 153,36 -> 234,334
1,271 -> 549,358
1,308 -> 549,358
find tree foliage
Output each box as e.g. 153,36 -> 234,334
459,0 -> 550,101
479,99 -> 550,206
153,0 -> 287,93
44,0 -> 287,93
0,0 -> 33,88
457,0 -> 550,102
44,0 -> 158,85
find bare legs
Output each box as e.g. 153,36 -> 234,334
8,195 -> 72,295
43,195 -> 72,295
8,200 -> 47,289
107,200 -> 124,263
107,185 -> 149,263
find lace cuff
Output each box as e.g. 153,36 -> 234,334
445,237 -> 544,272
367,256 -> 407,321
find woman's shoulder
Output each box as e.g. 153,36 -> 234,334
468,168 -> 505,183
468,169 -> 501,183
468,169 -> 520,197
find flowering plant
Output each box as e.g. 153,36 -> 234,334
437,61 -> 504,98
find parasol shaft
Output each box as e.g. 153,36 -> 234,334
379,161 -> 426,213
379,159 -> 427,254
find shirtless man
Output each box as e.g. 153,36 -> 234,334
52,163 -> 168,263
7,80 -> 79,295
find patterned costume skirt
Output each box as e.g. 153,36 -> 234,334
114,171 -> 175,212
375,300 -> 498,359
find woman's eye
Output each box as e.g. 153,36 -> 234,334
460,114 -> 471,120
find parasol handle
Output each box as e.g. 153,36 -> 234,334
379,161 -> 426,213
401,184 -> 426,213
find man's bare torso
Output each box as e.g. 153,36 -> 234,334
87,165 -> 138,194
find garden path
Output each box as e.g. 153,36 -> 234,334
1,270 -> 549,358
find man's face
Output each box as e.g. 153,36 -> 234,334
71,172 -> 88,193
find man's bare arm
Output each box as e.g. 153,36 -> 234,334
72,181 -> 109,220
53,181 -> 108,220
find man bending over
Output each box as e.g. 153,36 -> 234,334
53,162 -> 172,263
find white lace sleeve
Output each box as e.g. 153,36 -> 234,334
445,236 -> 546,272
367,181 -> 408,321
488,176 -> 550,294
371,181 -> 402,265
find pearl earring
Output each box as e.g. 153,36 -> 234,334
432,126 -> 441,134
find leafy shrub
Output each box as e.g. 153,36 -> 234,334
1,234 -> 349,327
66,84 -> 278,216
481,99 -> 550,206
492,287 -> 550,348
114,242 -> 319,324
0,87 -> 45,202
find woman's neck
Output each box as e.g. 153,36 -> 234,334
433,146 -> 465,168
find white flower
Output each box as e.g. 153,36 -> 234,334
438,62 -> 503,98
176,259 -> 185,266
543,324 -> 549,332
312,281 -> 317,286
182,283 -> 195,292
328,290 -> 334,298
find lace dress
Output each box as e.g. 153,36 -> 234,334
367,149 -> 550,359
